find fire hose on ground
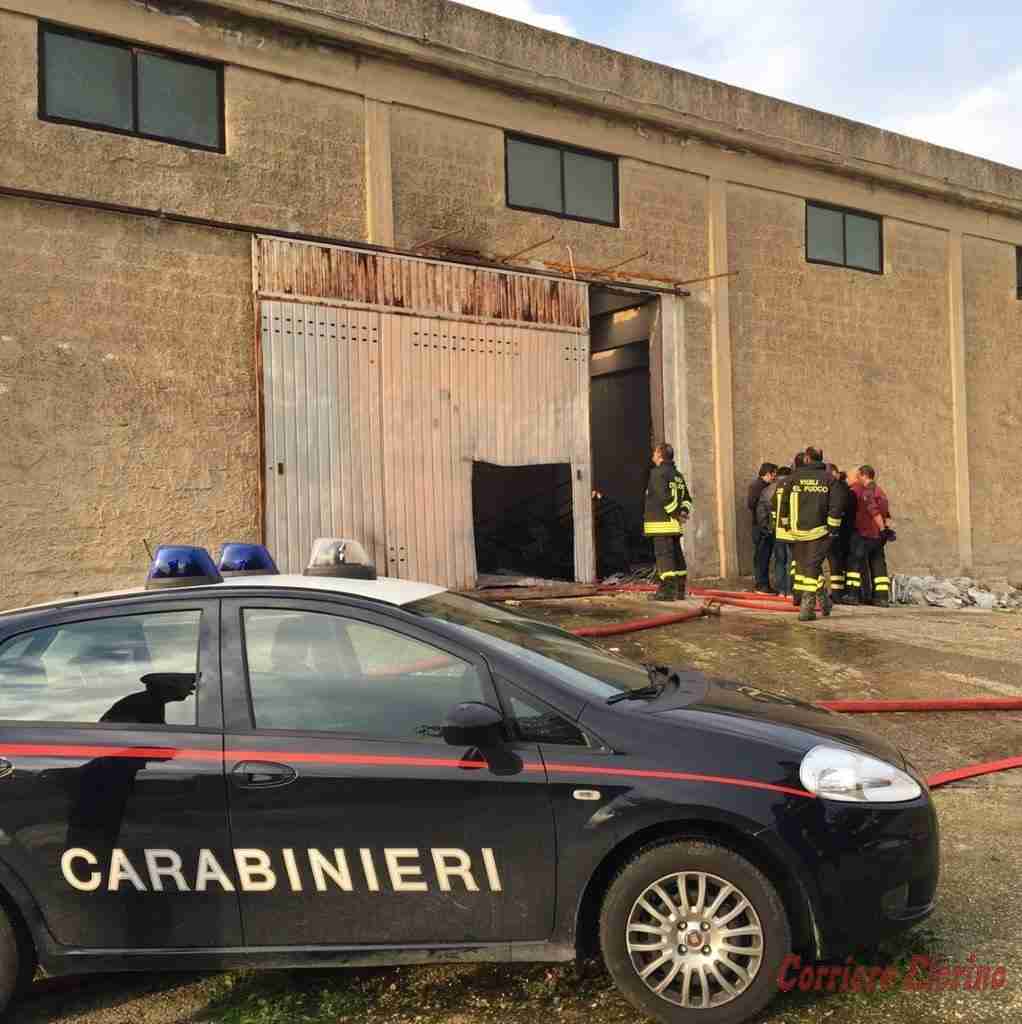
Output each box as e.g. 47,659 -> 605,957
567,587 -> 1022,791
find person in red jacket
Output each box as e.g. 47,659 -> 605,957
846,465 -> 893,606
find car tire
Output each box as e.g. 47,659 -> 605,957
0,904 -> 24,1018
600,840 -> 791,1024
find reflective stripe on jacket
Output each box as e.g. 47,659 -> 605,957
772,482 -> 794,541
777,461 -> 845,542
644,461 -> 693,536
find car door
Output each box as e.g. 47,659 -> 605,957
0,598 -> 241,949
220,596 -> 556,947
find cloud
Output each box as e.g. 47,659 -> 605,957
887,67 -> 1022,168
455,0 -> 576,35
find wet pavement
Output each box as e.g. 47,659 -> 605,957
11,594 -> 1022,1024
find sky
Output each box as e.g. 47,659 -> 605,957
459,1 -> 1022,169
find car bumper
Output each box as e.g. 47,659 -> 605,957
773,792 -> 940,957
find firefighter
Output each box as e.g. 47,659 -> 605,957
827,466 -> 854,602
643,442 -> 693,601
777,446 -> 845,622
769,467 -> 794,597
847,465 -> 893,606
787,451 -> 808,606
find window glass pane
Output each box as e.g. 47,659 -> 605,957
138,53 -> 220,148
43,31 -> 133,131
507,138 -> 563,213
806,205 -> 844,264
243,610 -> 486,739
506,685 -> 585,746
845,214 -> 881,272
407,592 -> 652,700
563,150 -> 616,223
0,612 -> 200,725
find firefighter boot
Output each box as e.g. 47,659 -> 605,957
649,579 -> 672,601
798,591 -> 817,622
819,587 -> 833,617
675,577 -> 687,601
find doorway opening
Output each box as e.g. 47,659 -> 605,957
472,461 -> 575,581
589,287 -> 660,579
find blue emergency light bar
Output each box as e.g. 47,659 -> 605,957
145,545 -> 223,590
217,542 -> 279,576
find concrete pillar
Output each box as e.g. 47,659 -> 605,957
947,230 -> 974,572
708,178 -> 739,578
365,98 -> 395,246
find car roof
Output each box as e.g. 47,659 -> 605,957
0,574 -> 447,620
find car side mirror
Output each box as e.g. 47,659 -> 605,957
442,702 -> 505,748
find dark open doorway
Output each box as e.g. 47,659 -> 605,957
472,461 -> 574,581
589,288 -> 659,578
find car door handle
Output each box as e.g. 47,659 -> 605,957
231,760 -> 297,789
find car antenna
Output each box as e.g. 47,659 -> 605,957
143,538 -> 154,560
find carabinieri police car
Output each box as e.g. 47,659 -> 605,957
0,539 -> 938,1024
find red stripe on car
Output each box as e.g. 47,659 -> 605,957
0,744 -> 812,797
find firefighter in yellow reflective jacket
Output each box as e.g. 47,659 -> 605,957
776,446 -> 846,622
643,443 -> 693,601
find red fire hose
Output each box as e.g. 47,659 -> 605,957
819,698 -> 1022,713
927,756 -> 1022,789
570,605 -> 707,637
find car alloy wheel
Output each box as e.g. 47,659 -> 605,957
625,871 -> 764,1008
600,840 -> 790,1024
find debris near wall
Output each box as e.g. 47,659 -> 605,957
893,575 -> 1022,611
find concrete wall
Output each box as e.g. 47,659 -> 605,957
0,7 -> 367,239
0,198 -> 258,609
963,236 -> 1022,579
1,0 -> 1021,601
243,0 -> 1022,208
728,184 -> 956,575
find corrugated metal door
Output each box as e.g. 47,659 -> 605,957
258,239 -> 593,587
260,302 -> 386,573
380,316 -> 593,587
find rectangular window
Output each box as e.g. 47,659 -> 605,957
241,609 -> 487,739
0,611 -> 201,726
39,24 -> 224,152
506,134 -> 618,226
806,201 -> 883,273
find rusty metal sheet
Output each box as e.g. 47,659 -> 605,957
257,236 -> 589,331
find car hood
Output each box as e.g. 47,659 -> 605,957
648,676 -> 906,767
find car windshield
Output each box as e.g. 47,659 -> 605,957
406,592 -> 651,699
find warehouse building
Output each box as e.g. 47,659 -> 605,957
2,0 -> 1021,608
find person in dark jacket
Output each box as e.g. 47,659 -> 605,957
825,466 -> 853,602
748,462 -> 778,593
787,451 -> 808,606
759,466 -> 792,596
643,443 -> 693,601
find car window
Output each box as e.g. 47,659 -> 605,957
241,609 -> 487,740
407,592 -> 651,699
503,683 -> 587,746
0,611 -> 201,726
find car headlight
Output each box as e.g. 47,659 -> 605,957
799,745 -> 922,803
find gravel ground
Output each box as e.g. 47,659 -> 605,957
11,593 -> 1021,1024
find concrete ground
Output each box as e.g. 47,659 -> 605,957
11,595 -> 1022,1024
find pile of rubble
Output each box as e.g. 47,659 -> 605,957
892,575 -> 1022,610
